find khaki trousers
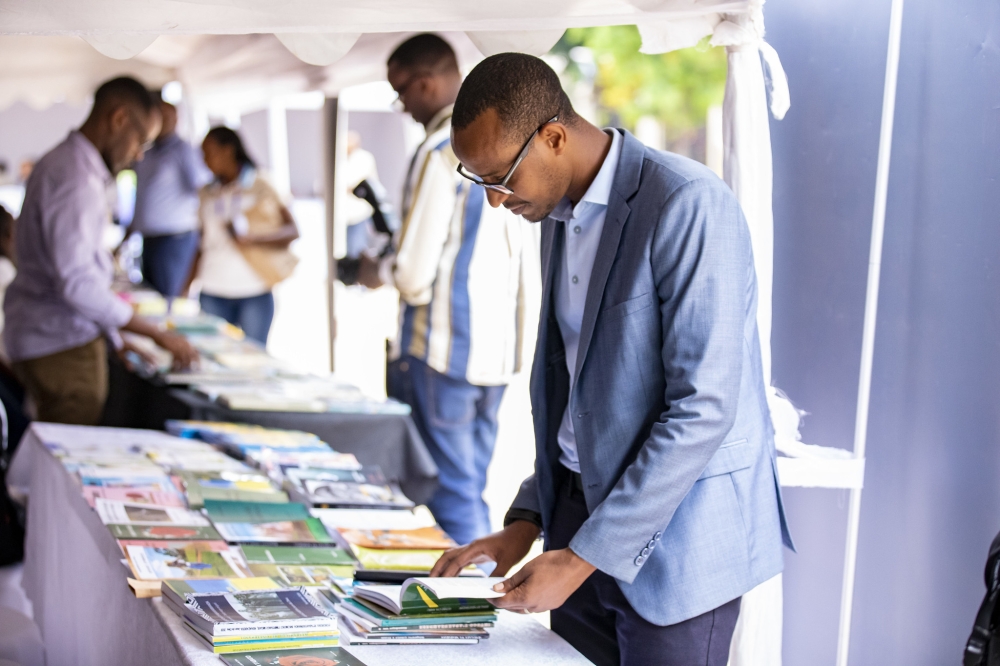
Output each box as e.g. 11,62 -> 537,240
13,337 -> 108,426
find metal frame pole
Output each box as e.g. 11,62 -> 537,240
322,97 -> 342,373
835,0 -> 905,663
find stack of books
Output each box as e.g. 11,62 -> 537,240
239,545 -> 355,589
336,577 -> 503,645
161,585 -> 340,654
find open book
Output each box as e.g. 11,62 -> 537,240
352,577 -> 506,616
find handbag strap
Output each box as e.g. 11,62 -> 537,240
965,534 -> 1000,665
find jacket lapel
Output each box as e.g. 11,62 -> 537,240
573,130 -> 645,382
530,219 -> 562,426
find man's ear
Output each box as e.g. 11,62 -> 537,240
541,124 -> 568,156
108,105 -> 129,133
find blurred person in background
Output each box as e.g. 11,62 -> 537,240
127,96 -> 211,299
3,76 -> 197,425
193,127 -> 299,345
357,33 -> 537,545
0,204 -> 28,451
343,131 -> 380,259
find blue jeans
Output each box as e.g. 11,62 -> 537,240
199,292 -> 274,345
387,355 -> 506,545
142,231 -> 200,298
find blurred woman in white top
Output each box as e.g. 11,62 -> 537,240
195,127 -> 299,344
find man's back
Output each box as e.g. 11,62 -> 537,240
132,133 -> 205,237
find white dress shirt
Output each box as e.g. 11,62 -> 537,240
551,129 -> 623,472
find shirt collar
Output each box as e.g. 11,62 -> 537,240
549,129 -> 622,222
427,105 -> 454,135
70,130 -> 113,185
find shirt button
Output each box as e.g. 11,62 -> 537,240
572,275 -> 579,284
634,555 -> 645,566
574,225 -> 581,234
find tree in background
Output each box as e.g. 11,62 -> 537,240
551,26 -> 726,162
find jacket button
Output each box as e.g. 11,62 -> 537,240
640,547 -> 650,557
647,540 -> 656,549
634,555 -> 645,566
653,531 -> 662,541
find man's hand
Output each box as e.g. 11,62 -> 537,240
431,520 -> 540,579
490,548 -> 596,614
356,253 -> 384,290
153,331 -> 199,371
117,339 -> 158,372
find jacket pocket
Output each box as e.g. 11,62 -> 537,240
698,439 -> 753,480
600,291 -> 655,321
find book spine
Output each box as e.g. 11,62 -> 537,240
212,639 -> 339,654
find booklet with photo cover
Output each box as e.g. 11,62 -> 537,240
338,526 -> 455,550
95,499 -> 210,526
221,646 -> 367,665
121,540 -> 251,580
182,587 -> 337,636
82,486 -> 185,508
161,577 -> 282,612
213,520 -> 333,545
108,524 -> 222,540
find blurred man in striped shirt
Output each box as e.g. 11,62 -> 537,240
358,34 -> 539,544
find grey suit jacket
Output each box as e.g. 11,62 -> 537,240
511,130 -> 792,626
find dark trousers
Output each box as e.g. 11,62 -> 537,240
549,470 -> 742,666
386,355 -> 505,545
199,292 -> 275,345
141,230 -> 200,298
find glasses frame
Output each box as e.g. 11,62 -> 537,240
457,115 -> 559,195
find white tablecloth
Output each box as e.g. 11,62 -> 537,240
8,423 -> 592,666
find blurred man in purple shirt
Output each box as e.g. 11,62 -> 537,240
129,99 -> 211,298
3,77 -> 197,425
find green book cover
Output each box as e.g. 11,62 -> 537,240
108,524 -> 222,540
241,545 -> 354,566
187,485 -> 289,510
248,563 -> 354,587
204,500 -> 310,523
221,647 -> 367,666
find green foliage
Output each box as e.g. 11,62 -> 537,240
554,26 -> 727,134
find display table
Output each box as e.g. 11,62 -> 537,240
7,424 -> 591,666
102,356 -> 439,504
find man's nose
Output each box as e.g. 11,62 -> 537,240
485,189 -> 509,209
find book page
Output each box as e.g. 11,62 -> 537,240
412,577 -> 507,599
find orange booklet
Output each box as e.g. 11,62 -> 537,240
338,526 -> 456,550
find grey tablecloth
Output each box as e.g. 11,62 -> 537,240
102,356 -> 438,504
7,424 -> 592,666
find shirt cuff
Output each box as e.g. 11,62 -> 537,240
503,508 -> 543,530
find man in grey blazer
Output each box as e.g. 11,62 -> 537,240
431,53 -> 792,665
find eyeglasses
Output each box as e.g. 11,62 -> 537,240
457,115 -> 559,196
390,73 -> 428,112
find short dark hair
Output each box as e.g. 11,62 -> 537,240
92,76 -> 156,115
387,33 -> 458,73
204,126 -> 256,169
0,204 -> 13,242
453,53 -> 576,144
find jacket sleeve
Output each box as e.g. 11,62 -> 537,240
567,177 -> 751,584
392,148 -> 458,306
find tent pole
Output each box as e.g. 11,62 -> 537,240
322,97 -> 342,373
836,0 -> 905,664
